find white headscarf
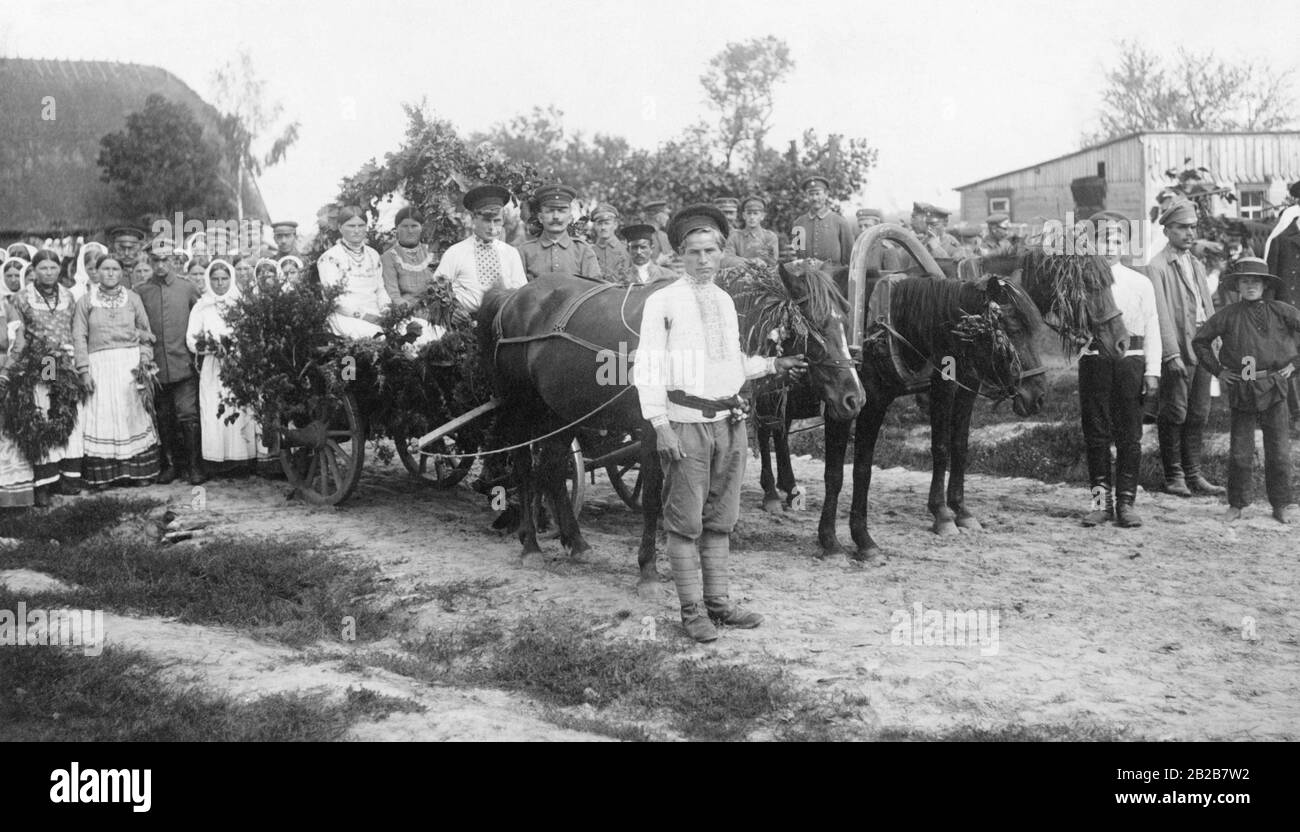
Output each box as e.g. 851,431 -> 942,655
201,259 -> 243,312
1263,206 -> 1300,261
72,241 -> 108,301
2,258 -> 30,299
6,243 -> 36,261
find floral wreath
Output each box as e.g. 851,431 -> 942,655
0,334 -> 92,463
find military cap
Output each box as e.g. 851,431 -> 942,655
800,174 -> 831,192
108,224 -> 148,241
1158,199 -> 1198,226
986,212 -> 1011,227
533,183 -> 578,209
1087,210 -> 1127,224
1220,256 -> 1283,294
951,221 -> 982,239
464,184 -> 513,213
271,220 -> 299,231
590,203 -> 620,221
642,198 -> 669,213
667,204 -> 730,251
713,196 -> 741,209
856,208 -> 883,220
619,223 -> 657,243
741,195 -> 768,211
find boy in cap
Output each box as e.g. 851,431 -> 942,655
1192,258 -> 1300,523
790,175 -> 857,266
615,224 -> 670,285
434,185 -> 528,313
634,204 -> 809,642
590,204 -> 629,278
1080,212 -> 1163,528
1149,199 -> 1225,497
515,184 -> 602,281
723,195 -> 779,263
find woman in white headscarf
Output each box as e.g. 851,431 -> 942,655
71,241 -> 108,302
73,253 -> 161,488
186,259 -> 260,472
278,255 -> 305,286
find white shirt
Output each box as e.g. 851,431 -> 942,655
1082,262 -> 1162,379
635,263 -> 651,284
317,242 -> 390,319
634,279 -> 774,424
433,235 -> 527,313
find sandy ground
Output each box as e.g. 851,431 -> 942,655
7,434 -> 1297,740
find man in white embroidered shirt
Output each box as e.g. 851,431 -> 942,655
433,185 -> 528,314
634,205 -> 807,643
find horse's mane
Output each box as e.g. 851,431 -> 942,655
1015,248 -> 1113,351
890,277 -> 969,356
718,259 -> 847,355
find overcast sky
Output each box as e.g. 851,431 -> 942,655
7,0 -> 1300,226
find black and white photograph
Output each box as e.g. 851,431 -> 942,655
1,0 -> 1297,766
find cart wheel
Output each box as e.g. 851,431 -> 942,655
279,373 -> 366,505
394,430 -> 476,488
605,461 -> 643,510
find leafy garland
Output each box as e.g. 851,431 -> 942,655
0,334 -> 92,463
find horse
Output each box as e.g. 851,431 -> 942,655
477,261 -> 865,596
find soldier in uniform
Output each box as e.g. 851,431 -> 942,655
949,222 -> 984,260
723,195 -> 779,263
270,221 -> 301,259
790,175 -> 856,266
514,184 -> 602,281
642,198 -> 673,265
590,204 -> 629,278
615,224 -> 671,285
714,196 -> 741,229
109,224 -> 147,271
979,213 -> 1013,256
856,208 -> 883,236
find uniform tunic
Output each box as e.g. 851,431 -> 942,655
592,238 -> 629,278
790,209 -> 857,266
723,227 -> 779,262
515,234 -> 602,281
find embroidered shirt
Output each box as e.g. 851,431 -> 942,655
433,236 -> 528,313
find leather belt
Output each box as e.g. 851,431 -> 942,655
1087,335 -> 1143,351
667,389 -> 744,418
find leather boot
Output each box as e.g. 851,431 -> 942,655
706,597 -> 764,629
183,423 -> 208,486
680,602 -> 719,643
156,440 -> 177,485
1157,421 -> 1190,496
1081,487 -> 1114,527
1115,492 -> 1143,528
1182,428 -> 1225,495
33,485 -> 52,508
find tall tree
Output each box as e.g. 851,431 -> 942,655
1084,40 -> 1295,145
98,94 -> 231,219
699,36 -> 795,175
210,50 -> 301,220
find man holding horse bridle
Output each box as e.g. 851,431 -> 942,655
634,205 -> 808,643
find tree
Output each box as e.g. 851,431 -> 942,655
699,36 -> 795,174
1084,40 -> 1295,146
98,94 -> 231,219
210,50 -> 301,221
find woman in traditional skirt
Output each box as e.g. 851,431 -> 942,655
186,259 -> 260,473
0,299 -> 36,509
10,250 -> 85,502
317,206 -> 390,339
73,254 -> 161,488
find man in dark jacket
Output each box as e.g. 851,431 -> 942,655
1264,180 -> 1300,433
136,235 -> 204,485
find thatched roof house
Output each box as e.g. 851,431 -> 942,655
0,57 -> 269,241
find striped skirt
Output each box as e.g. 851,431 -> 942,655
199,356 -> 260,462
32,380 -> 86,487
0,425 -> 34,508
82,347 -> 160,485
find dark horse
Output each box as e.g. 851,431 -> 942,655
478,262 -> 864,595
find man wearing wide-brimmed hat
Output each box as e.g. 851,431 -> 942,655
1148,198 -> 1225,498
1192,257 -> 1300,524
515,184 -> 601,282
633,205 -> 808,643
790,175 -> 857,266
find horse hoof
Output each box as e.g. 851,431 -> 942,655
851,545 -> 884,564
955,516 -> 983,532
762,498 -> 783,514
520,551 -> 545,569
636,579 -> 662,601
932,519 -> 959,536
567,540 -> 593,561
817,544 -> 843,561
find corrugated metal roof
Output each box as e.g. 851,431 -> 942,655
956,131 -> 1300,191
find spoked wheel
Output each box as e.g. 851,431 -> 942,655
394,429 -> 476,488
278,367 -> 366,505
605,460 -> 643,510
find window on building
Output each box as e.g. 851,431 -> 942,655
988,197 -> 1010,215
1238,188 -> 1266,220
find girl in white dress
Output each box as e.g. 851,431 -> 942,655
186,259 -> 260,471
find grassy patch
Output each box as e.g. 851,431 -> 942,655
4,535 -> 394,647
423,577 -> 508,612
0,496 -> 161,544
874,721 -> 1141,742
